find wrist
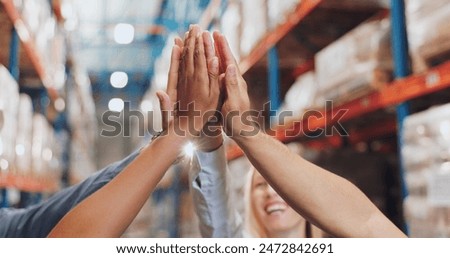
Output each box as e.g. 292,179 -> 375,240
232,127 -> 263,147
196,133 -> 223,152
229,122 -> 260,142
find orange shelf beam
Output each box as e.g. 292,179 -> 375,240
0,174 -> 59,193
291,59 -> 315,78
1,0 -> 59,101
239,0 -> 322,74
227,61 -> 450,160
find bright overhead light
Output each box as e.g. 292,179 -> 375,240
0,159 -> 9,170
54,98 -> 66,112
15,144 -> 25,156
108,98 -> 125,112
110,71 -> 128,88
114,23 -> 134,44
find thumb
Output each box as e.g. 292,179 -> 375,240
156,90 -> 173,131
156,90 -> 172,112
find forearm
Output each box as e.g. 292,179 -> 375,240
0,151 -> 140,238
234,132 -> 405,237
48,129 -> 188,237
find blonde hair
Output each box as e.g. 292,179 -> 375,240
243,167 -> 324,238
244,167 -> 269,237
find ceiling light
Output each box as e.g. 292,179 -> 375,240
110,71 -> 128,88
15,144 -> 25,156
114,23 -> 134,44
54,98 -> 66,112
108,98 -> 125,112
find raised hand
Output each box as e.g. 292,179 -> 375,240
156,37 -> 184,132
212,32 -> 253,139
174,25 -> 221,137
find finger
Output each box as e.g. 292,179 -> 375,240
156,90 -> 172,112
181,32 -> 189,60
213,31 -> 226,73
207,57 -> 220,97
167,45 -> 182,104
174,36 -> 184,48
184,31 -> 189,43
224,64 -> 239,95
186,25 -> 200,75
202,31 -> 215,62
195,34 -> 207,77
217,33 -> 240,72
218,73 -> 227,113
156,90 -> 173,131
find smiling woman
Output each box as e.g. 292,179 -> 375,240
245,168 -> 325,238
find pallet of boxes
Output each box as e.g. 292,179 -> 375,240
315,18 -> 393,105
406,0 -> 450,73
402,104 -> 450,237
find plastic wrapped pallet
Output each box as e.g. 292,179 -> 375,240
66,65 -> 97,183
14,94 -> 34,176
15,0 -> 67,89
406,0 -> 450,73
0,65 -> 19,175
275,71 -> 317,125
69,135 -> 97,184
315,19 -> 392,103
402,103 -> 450,237
267,0 -> 300,30
220,0 -> 241,62
31,114 -> 50,179
404,196 -> 450,237
240,0 -> 268,57
17,0 -> 53,37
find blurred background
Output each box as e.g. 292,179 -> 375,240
1,0 -> 450,237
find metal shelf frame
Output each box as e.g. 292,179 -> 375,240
226,0 -> 450,161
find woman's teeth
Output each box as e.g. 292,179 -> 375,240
265,203 -> 286,214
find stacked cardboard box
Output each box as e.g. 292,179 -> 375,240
67,66 -> 97,183
276,71 -> 318,126
220,0 -> 242,62
0,65 -> 19,176
267,0 -> 300,30
315,19 -> 392,103
406,0 -> 450,73
402,103 -> 450,237
14,94 -> 33,177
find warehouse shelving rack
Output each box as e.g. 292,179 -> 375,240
227,60 -> 450,159
0,0 -> 60,101
225,0 -> 450,161
0,0 -> 64,203
225,0 -> 450,235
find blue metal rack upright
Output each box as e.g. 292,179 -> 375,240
268,47 -> 281,117
390,0 -> 411,234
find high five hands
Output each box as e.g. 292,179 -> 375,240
156,24 -> 253,142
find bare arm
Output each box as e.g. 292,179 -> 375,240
214,32 -> 406,238
48,127 -> 187,237
48,25 -> 220,237
234,132 -> 405,237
